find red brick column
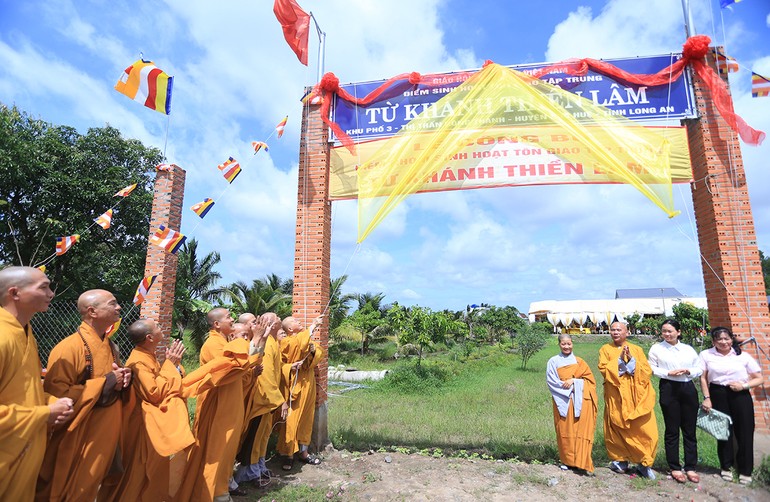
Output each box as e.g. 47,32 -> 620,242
293,96 -> 331,450
139,165 -> 186,363
686,48 -> 770,433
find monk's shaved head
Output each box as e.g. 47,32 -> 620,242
239,313 -> 258,324
0,266 -> 47,303
231,323 -> 249,340
77,289 -> 113,316
128,319 -> 156,346
207,307 -> 230,327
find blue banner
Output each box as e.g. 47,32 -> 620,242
332,54 -> 694,142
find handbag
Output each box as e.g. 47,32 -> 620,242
696,407 -> 733,441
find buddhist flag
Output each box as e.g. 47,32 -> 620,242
252,141 -> 269,154
273,0 -> 310,65
94,209 -> 113,229
132,275 -> 158,305
156,163 -> 174,172
218,157 -> 241,183
37,265 -> 46,273
301,88 -> 322,105
114,183 -> 137,197
150,225 -> 186,254
55,235 -> 80,256
191,198 -> 215,218
715,49 -> 739,75
105,319 -> 122,338
752,72 -> 770,98
275,116 -> 288,138
115,59 -> 173,114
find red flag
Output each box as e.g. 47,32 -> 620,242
273,0 -> 311,66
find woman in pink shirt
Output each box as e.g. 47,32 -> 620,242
699,327 -> 763,485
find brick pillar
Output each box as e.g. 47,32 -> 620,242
685,48 -> 770,433
139,165 -> 186,363
293,94 -> 331,451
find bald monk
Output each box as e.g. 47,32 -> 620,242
598,321 -> 658,479
277,315 -> 324,470
100,319 -> 194,501
235,313 -> 287,484
0,267 -> 73,502
177,308 -> 261,502
37,289 -> 132,501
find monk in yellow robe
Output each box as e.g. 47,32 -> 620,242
277,315 -> 324,469
546,334 -> 598,474
36,289 -> 132,502
176,308 -> 261,502
99,319 -> 194,501
0,267 -> 73,502
598,321 -> 658,479
235,313 -> 288,484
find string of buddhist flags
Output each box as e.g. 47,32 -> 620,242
712,48 -> 770,99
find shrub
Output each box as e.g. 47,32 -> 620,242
754,454 -> 770,488
515,322 -> 550,369
376,361 -> 453,394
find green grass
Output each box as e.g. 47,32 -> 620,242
328,337 -> 720,470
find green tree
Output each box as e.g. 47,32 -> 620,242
477,305 -> 527,343
672,302 -> 710,348
515,322 -> 551,369
0,104 -> 162,300
389,305 -> 456,366
347,302 -> 389,355
174,239 -> 227,349
227,277 -> 292,319
328,275 -> 355,333
760,249 -> 770,295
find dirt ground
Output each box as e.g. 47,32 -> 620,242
238,447 -> 770,502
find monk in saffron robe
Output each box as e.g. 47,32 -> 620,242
277,315 -> 324,469
236,313 -> 288,484
0,267 -> 73,502
100,319 -> 194,501
598,321 -> 658,479
37,289 -> 132,502
176,308 -> 261,502
546,333 -> 597,474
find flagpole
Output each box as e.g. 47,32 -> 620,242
310,12 -> 326,82
680,0 -> 696,37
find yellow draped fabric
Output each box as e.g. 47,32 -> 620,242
0,307 -> 53,502
357,63 -> 678,242
598,342 -> 658,466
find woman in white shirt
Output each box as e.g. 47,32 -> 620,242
648,319 -> 702,484
699,326 -> 763,485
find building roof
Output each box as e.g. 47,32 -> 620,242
615,287 -> 683,299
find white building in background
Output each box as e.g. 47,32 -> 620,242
528,288 -> 707,333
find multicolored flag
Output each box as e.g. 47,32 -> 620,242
752,72 -> 770,98
715,49 -> 739,75
105,319 -> 122,338
273,0 -> 310,65
275,116 -> 288,138
190,198 -> 215,218
150,225 -> 186,254
114,183 -> 137,197
218,157 -> 242,183
720,0 -> 741,7
115,59 -> 174,114
301,88 -> 322,105
252,141 -> 269,154
94,209 -> 113,229
132,275 -> 158,305
156,163 -> 174,172
55,235 -> 80,256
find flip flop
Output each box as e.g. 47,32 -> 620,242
281,456 -> 294,471
685,471 -> 699,483
296,453 -> 321,465
671,470 -> 686,483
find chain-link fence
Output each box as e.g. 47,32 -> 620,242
32,301 -> 142,367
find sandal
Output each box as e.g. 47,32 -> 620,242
739,475 -> 752,486
671,470 -> 686,483
281,456 -> 294,471
685,471 -> 699,483
296,452 -> 321,465
720,470 -> 733,482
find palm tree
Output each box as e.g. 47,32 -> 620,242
355,292 -> 385,312
227,275 -> 293,318
173,238 -> 228,349
328,275 -> 355,333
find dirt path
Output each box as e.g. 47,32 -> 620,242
246,448 -> 769,501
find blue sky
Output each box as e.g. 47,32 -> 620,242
1,0 -> 768,315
